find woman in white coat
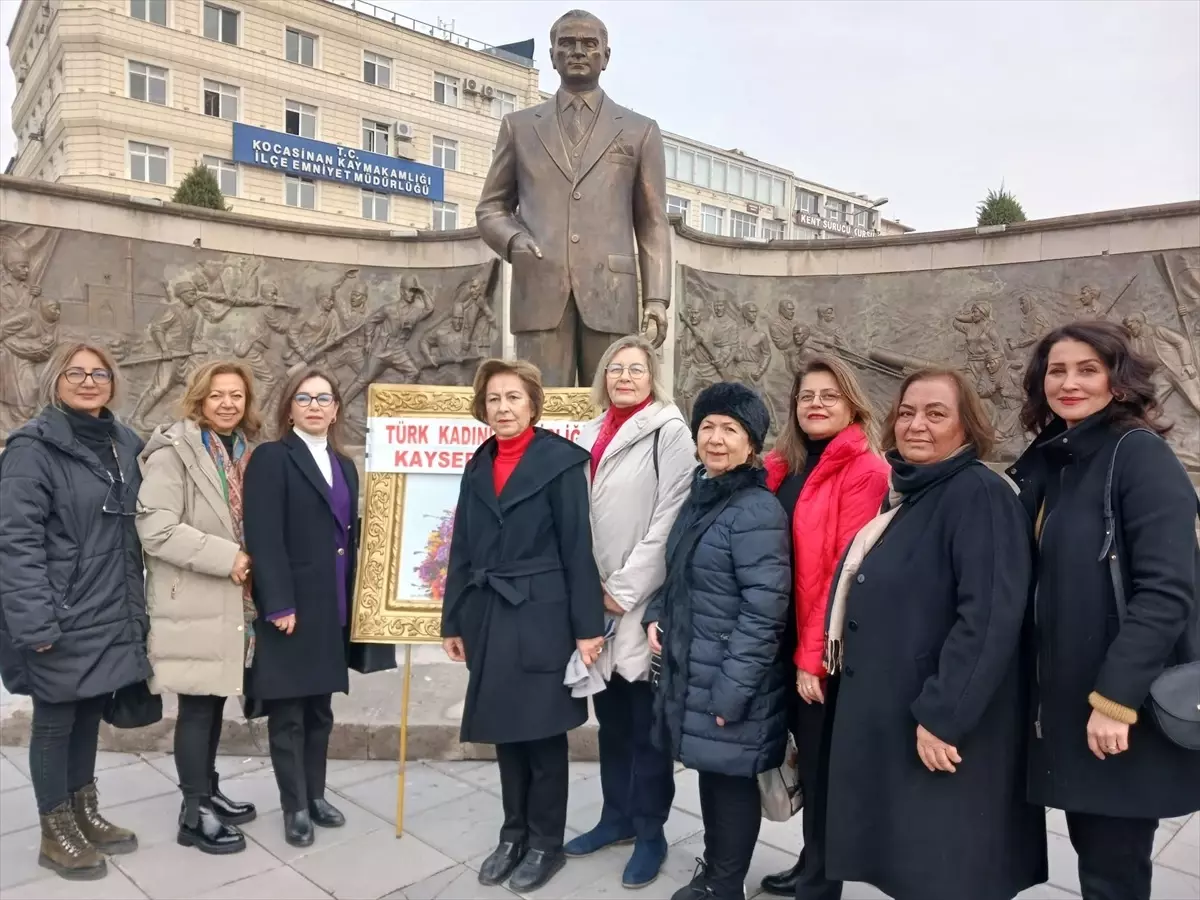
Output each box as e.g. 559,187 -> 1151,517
567,335 -> 696,889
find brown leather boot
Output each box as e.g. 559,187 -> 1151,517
72,781 -> 138,854
38,803 -> 107,880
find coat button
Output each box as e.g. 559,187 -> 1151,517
573,191 -> 581,200
237,625 -> 243,632
845,666 -> 855,678
571,234 -> 580,243
848,620 -> 858,632
235,688 -> 241,695
337,548 -> 345,556
855,574 -> 865,584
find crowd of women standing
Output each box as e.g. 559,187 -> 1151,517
0,344 -> 392,881
0,315 -> 1196,900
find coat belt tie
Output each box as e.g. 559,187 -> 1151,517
467,556 -> 562,607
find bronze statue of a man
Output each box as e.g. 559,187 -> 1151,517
476,9 -> 671,387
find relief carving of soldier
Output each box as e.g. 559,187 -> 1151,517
344,274 -> 435,405
456,274 -> 498,354
786,324 -> 813,376
975,350 -> 1025,444
769,298 -> 797,351
0,242 -> 41,312
952,300 -> 1002,384
730,303 -> 772,386
129,277 -> 216,429
0,298 -> 60,430
1008,295 -> 1052,352
475,8 -> 671,386
813,305 -> 847,352
1123,311 -> 1200,413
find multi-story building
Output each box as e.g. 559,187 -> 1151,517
6,0 -> 911,238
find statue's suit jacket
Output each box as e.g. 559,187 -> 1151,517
476,90 -> 671,335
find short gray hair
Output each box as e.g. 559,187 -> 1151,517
550,9 -> 608,45
589,334 -> 671,410
37,341 -> 123,411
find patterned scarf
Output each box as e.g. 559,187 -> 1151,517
201,430 -> 256,668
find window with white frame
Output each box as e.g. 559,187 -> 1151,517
203,3 -> 238,44
762,218 -> 785,241
285,29 -> 317,67
854,209 -> 870,228
797,190 -> 818,214
202,79 -> 238,120
130,0 -> 166,26
431,136 -> 458,170
285,175 -> 316,209
363,51 -> 391,88
664,144 -> 677,179
710,159 -> 726,193
128,61 -> 167,105
433,73 -> 459,106
202,155 -> 238,196
676,149 -> 694,183
700,204 -> 725,236
726,165 -> 742,197
432,201 -> 459,231
362,190 -> 389,222
362,119 -> 389,155
730,211 -> 758,240
285,100 -> 316,138
129,141 -> 168,184
491,90 -> 517,118
666,195 -> 690,221
825,199 -> 844,223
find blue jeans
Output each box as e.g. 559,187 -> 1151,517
594,673 -> 675,841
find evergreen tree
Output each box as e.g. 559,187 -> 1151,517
976,185 -> 1026,226
172,164 -> 230,211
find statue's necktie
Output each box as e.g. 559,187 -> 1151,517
564,97 -> 586,148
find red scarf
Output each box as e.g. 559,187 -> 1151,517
493,426 -> 535,495
590,397 -> 652,477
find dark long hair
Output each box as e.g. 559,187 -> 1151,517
274,367 -> 349,455
1019,319 -> 1170,437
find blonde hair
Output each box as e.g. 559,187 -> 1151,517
178,359 -> 263,440
37,341 -> 123,411
472,358 -> 545,425
589,334 -> 671,410
772,355 -> 877,473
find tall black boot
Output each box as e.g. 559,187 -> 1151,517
209,772 -> 256,825
177,798 -> 246,855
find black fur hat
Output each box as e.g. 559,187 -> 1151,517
690,382 -> 771,452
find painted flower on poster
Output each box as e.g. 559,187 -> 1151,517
415,509 -> 455,603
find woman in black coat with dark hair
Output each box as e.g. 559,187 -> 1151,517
644,383 -> 792,900
1008,321 -> 1200,900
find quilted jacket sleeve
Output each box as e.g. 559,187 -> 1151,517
0,441 -> 63,649
709,490 -> 792,724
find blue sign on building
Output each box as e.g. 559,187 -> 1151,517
232,123 -> 445,202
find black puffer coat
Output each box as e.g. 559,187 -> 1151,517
0,406 -> 151,702
644,464 -> 791,779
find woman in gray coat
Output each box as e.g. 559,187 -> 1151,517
568,336 -> 696,889
0,342 -> 150,881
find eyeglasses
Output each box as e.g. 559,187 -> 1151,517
295,392 -> 335,408
63,368 -> 112,385
798,391 -> 844,407
605,363 -> 648,379
102,443 -> 135,517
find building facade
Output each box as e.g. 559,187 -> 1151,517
7,0 -> 910,238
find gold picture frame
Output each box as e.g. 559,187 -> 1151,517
351,382 -> 598,645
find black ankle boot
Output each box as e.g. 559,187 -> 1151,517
283,810 -> 314,847
209,773 -> 256,825
177,799 -> 246,855
760,858 -> 803,896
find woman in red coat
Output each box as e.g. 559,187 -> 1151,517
759,356 -> 888,900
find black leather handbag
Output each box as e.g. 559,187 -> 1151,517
102,681 -> 163,730
1101,429 -> 1200,750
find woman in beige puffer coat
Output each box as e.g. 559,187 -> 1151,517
135,361 -> 260,857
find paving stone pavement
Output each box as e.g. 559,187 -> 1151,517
0,747 -> 1196,900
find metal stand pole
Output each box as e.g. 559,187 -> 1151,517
395,644 -> 413,837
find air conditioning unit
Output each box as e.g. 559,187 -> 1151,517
393,121 -> 414,142
463,78 -> 480,94
481,84 -> 495,98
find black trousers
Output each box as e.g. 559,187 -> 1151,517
594,673 -> 676,842
29,695 -> 107,814
790,696 -> 842,900
175,694 -> 227,801
1066,811 -> 1158,900
698,770 -> 762,900
496,733 -> 569,852
265,694 -> 334,813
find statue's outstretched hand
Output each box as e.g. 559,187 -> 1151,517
642,300 -> 668,349
510,233 -> 543,260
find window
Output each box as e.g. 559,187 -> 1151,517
676,149 -> 694,184
432,201 -> 459,231
762,218 -> 785,241
726,165 -> 742,198
284,100 -> 316,138
664,144 -> 677,179
285,175 -> 316,209
431,136 -> 458,170
695,155 -> 711,189
491,90 -> 517,118
202,155 -> 237,196
203,3 -> 238,44
666,195 -> 690,221
362,190 -> 389,222
202,79 -> 238,120
797,190 -> 818,214
286,29 -> 317,67
362,119 -> 389,155
128,141 -> 168,184
130,0 -> 166,26
128,61 -> 167,105
363,51 -> 391,88
825,199 -> 844,223
710,159 -> 726,193
854,209 -> 870,229
433,73 -> 459,107
770,177 -> 786,210
755,174 -> 771,204
700,204 -> 724,236
730,211 -> 757,240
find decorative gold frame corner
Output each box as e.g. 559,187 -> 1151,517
350,383 -> 598,645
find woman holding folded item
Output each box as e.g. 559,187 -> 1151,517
441,358 -> 605,894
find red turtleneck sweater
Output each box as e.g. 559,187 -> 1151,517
493,426 -> 535,495
590,396 -> 652,477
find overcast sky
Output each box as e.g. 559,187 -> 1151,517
2,0 -> 1197,231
